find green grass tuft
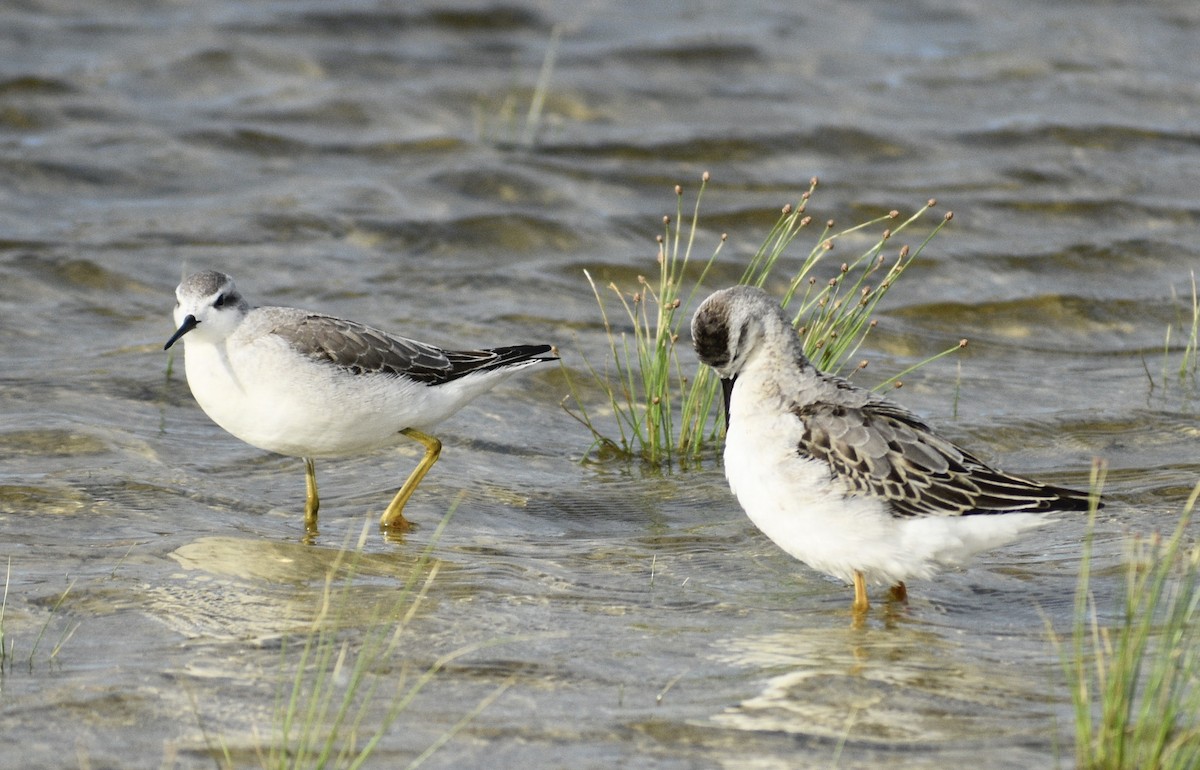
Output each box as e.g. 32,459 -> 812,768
201,505 -> 513,770
0,560 -> 78,674
1059,466 -> 1200,770
475,25 -> 562,148
562,174 -> 957,465
1149,270 -> 1198,395
0,559 -> 8,668
561,172 -> 725,464
1175,270 -> 1199,383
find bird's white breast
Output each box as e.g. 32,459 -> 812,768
723,368 -> 900,584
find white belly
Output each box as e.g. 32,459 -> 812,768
183,333 -> 457,458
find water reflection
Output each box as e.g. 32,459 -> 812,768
712,623 -> 1054,746
148,535 -> 430,640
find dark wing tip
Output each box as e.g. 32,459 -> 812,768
1035,482 -> 1099,511
494,343 -> 557,361
469,343 -> 558,369
430,343 -> 556,384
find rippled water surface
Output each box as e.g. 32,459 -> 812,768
2,1 -> 1198,767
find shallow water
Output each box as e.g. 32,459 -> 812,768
2,0 -> 1198,767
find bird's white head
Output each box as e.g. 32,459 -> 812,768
164,270 -> 250,350
691,285 -> 794,379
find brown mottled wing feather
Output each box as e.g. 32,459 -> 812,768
792,398 -> 1092,517
272,314 -> 554,384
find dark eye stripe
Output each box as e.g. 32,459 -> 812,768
213,291 -> 241,309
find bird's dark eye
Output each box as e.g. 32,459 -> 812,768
214,293 -> 227,308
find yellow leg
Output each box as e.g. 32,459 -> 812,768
304,457 -> 319,531
852,571 -> 869,613
380,428 -> 442,531
888,581 -> 908,603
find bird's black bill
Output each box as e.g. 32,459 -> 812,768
721,377 -> 735,428
164,314 -> 199,350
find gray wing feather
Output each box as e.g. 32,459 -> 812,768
271,314 -> 553,385
793,398 -> 1091,517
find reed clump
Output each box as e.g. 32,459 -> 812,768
562,174 -> 958,465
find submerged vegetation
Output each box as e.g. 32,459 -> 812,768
475,24 -> 563,148
202,510 -> 512,770
562,174 -> 959,465
1058,467 -> 1200,770
1144,270 -> 1199,398
1161,270 -> 1199,389
0,559 -> 77,673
